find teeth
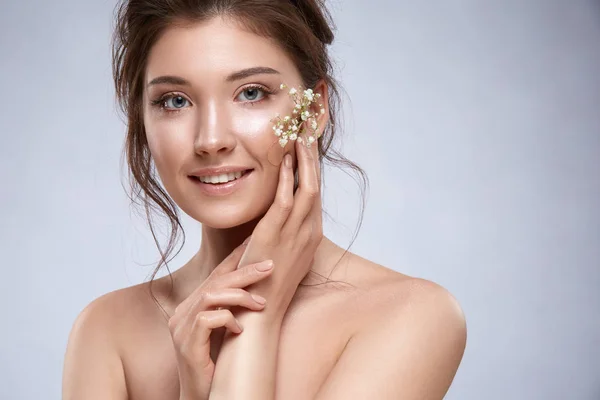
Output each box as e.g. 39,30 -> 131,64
198,171 -> 243,184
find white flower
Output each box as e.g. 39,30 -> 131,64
272,83 -> 323,149
303,89 -> 314,101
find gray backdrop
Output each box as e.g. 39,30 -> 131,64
1,0 -> 598,399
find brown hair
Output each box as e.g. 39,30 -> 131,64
111,0 -> 369,314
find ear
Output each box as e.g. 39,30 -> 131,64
310,78 -> 330,139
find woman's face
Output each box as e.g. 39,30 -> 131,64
142,17 -> 327,229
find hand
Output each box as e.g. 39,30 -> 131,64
168,239 -> 275,400
237,138 -> 323,317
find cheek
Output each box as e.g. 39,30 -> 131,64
230,105 -> 297,167
144,117 -> 191,177
230,106 -> 276,151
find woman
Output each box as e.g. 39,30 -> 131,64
62,1 -> 467,399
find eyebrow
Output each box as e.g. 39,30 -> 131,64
146,66 -> 281,87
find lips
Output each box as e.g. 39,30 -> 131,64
188,169 -> 254,196
188,165 -> 254,178
190,169 -> 253,184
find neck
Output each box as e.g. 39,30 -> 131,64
194,216 -> 261,273
174,221 -> 347,304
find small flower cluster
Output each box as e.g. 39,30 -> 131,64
271,83 -> 325,148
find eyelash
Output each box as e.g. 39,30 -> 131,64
149,84 -> 275,113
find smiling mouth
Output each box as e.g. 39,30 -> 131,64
190,169 -> 254,185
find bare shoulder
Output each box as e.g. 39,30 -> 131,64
311,254 -> 467,399
66,278 -> 175,364
66,285 -> 140,355
66,281 -> 162,351
339,252 -> 467,340
63,283 -> 155,400
85,279 -> 174,340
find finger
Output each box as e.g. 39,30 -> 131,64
307,141 -> 323,220
260,152 -> 295,229
179,309 -> 242,364
181,259 -> 272,320
286,138 -> 320,228
174,238 -> 251,315
313,138 -> 321,185
192,310 -> 243,345
213,260 -> 274,289
188,287 -> 267,315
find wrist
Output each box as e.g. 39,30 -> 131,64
249,283 -> 294,321
236,305 -> 285,328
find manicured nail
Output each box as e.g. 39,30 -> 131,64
252,294 -> 267,305
284,154 -> 292,168
256,260 -> 274,271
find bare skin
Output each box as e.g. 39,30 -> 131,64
62,15 -> 466,400
66,237 -> 462,400
63,238 -> 466,399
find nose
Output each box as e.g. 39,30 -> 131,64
193,101 -> 236,157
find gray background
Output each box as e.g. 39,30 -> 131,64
1,0 -> 599,399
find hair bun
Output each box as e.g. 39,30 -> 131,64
290,0 -> 335,45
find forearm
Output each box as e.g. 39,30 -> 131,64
208,310 -> 284,400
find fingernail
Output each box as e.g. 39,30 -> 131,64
256,260 -> 274,271
284,154 -> 292,168
252,294 -> 267,304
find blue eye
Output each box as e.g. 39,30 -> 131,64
150,94 -> 190,111
163,95 -> 189,109
150,84 -> 273,113
165,96 -> 187,108
237,85 -> 273,104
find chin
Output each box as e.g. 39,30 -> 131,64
170,172 -> 277,229
187,203 -> 268,230
199,215 -> 253,230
